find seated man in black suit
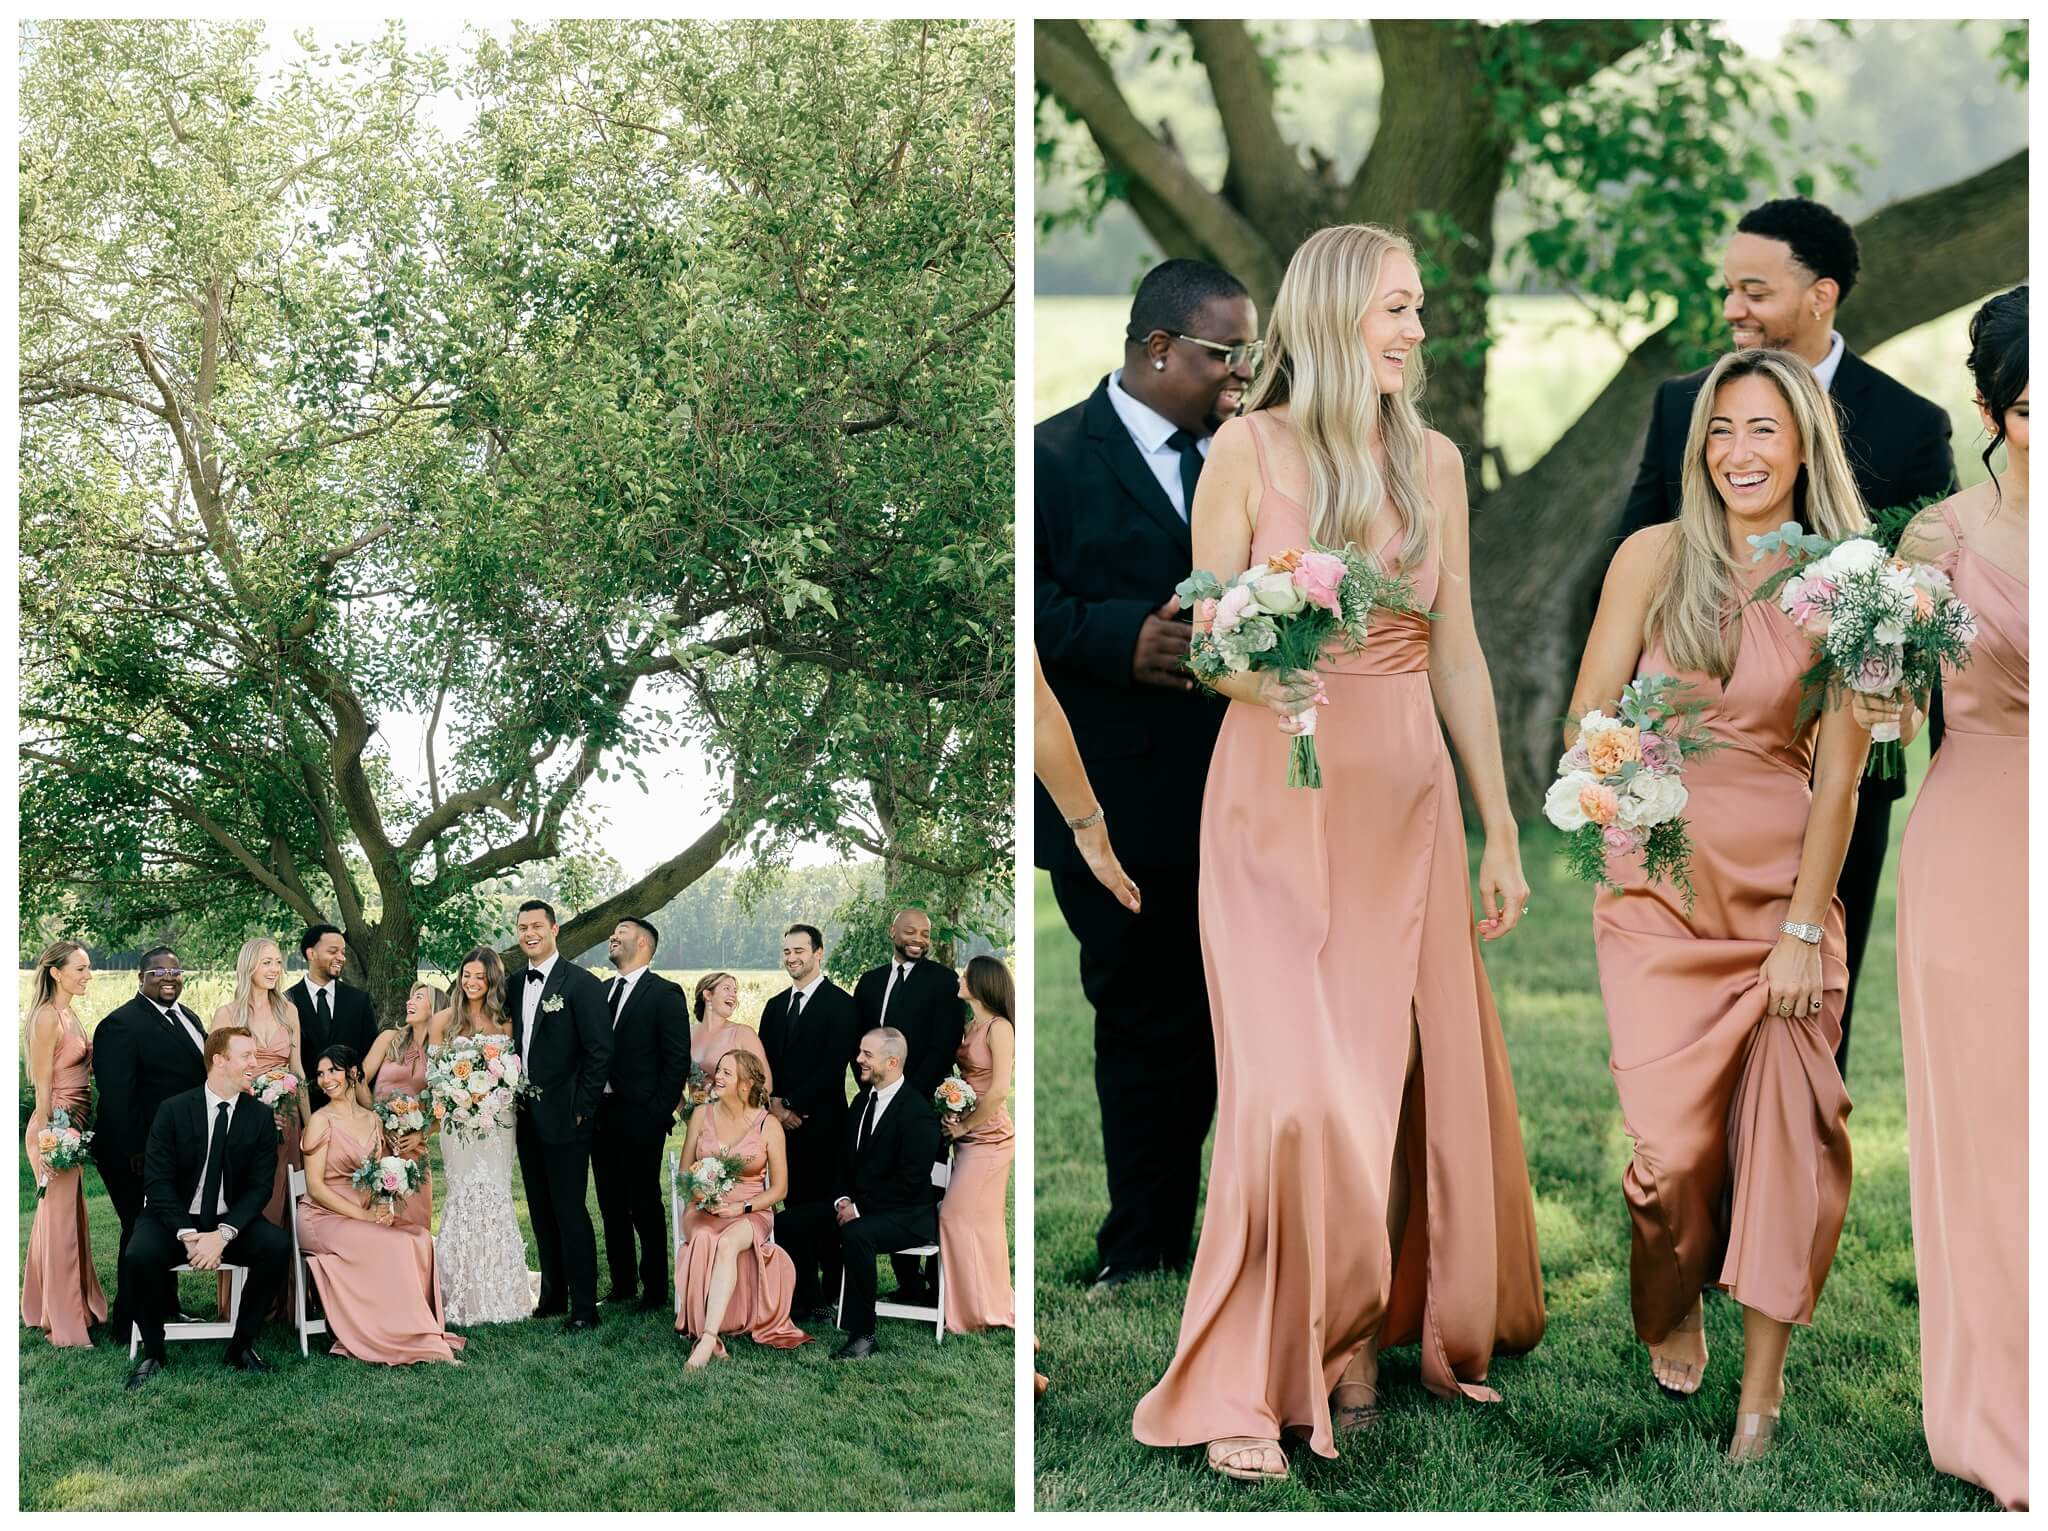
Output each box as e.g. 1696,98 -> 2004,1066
121,1026 -> 290,1390
286,923 -> 379,1109
1611,196 -> 1956,1078
92,945 -> 211,1336
776,1027 -> 942,1359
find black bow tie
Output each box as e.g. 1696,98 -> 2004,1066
526,969 -> 546,984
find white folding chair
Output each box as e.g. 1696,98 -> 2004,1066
669,1150 -> 686,1319
837,1160 -> 950,1344
129,1259 -> 247,1358
288,1167 -> 329,1357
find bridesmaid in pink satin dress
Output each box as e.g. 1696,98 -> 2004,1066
684,972 -> 772,1116
210,936 -> 309,1317
1133,226 -> 1545,1484
675,1050 -> 810,1364
938,957 -> 1015,1334
21,941 -> 108,1348
362,985 -> 440,1233
297,1048 -> 464,1365
1893,288 -> 2028,1511
1573,350 -> 1874,1462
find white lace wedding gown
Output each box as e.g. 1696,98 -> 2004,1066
436,1117 -> 537,1325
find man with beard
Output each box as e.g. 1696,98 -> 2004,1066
1035,258 -> 1253,1294
284,924 -> 377,1112
91,946 -> 210,1335
1613,197 -> 1956,1076
853,907 -> 966,1305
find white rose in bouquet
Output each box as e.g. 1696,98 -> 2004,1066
1543,770 -> 1601,831
1248,569 -> 1307,616
1821,537 -> 1886,577
1618,769 -> 1689,829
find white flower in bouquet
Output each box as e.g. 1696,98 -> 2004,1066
1543,770 -> 1603,831
1247,569 -> 1307,616
1617,769 -> 1688,829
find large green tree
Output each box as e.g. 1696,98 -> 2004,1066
20,18 -> 1015,1011
1037,19 -> 2027,806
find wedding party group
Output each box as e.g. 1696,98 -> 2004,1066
21,902 -> 1016,1386
1035,196 -> 2026,1505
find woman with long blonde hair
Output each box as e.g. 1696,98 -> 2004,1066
1570,347 -> 1875,1461
360,981 -> 446,1233
209,936 -> 309,1315
1132,224 -> 1544,1482
21,939 -> 108,1347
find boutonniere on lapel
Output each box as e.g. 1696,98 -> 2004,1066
541,995 -> 565,1014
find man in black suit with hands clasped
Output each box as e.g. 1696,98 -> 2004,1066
92,945 -> 210,1338
591,916 -> 690,1311
508,899 -> 613,1329
121,1027 -> 289,1391
775,1027 -> 942,1359
758,923 -> 862,1313
285,924 -> 378,1110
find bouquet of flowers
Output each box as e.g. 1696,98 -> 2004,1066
423,1035 -> 536,1143
932,1070 -> 978,1122
33,1107 -> 92,1198
350,1153 -> 427,1215
1749,520 -> 1977,778
374,1093 -> 429,1151
681,1153 -> 744,1211
1545,674 -> 1721,909
252,1067 -> 300,1129
1177,543 -> 1428,788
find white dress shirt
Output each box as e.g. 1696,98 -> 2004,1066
520,952 -> 560,1057
305,977 -> 338,1018
837,1073 -> 908,1211
1812,329 -> 1846,393
785,970 -> 826,1016
1108,367 -> 1211,521
603,964 -> 648,1094
877,959 -> 918,1026
186,1083 -> 240,1233
155,999 -> 206,1052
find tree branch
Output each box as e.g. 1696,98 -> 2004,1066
1184,21 -> 1319,239
551,807 -> 754,961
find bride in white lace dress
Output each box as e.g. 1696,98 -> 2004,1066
430,947 -> 537,1325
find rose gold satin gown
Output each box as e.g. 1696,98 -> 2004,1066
21,1025 -> 108,1348
674,1108 -> 811,1354
1593,561 -> 1853,1343
373,1038 -> 433,1233
1134,414 -> 1546,1459
296,1114 -> 464,1364
1898,506 -> 2027,1510
939,1019 -> 1014,1333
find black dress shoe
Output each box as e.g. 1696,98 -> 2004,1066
602,1287 -> 636,1306
224,1348 -> 272,1374
635,1294 -> 669,1313
832,1334 -> 878,1360
563,1314 -> 599,1332
125,1356 -> 164,1392
1086,1266 -> 1140,1302
802,1303 -> 839,1324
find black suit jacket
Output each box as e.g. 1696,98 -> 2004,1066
1035,376 -> 1228,875
835,1082 -> 942,1227
91,994 -> 209,1166
758,979 -> 861,1127
141,1086 -> 280,1238
506,957 -> 612,1143
853,960 -> 967,1101
285,978 -> 379,1109
602,968 -> 691,1138
1615,346 -> 1956,800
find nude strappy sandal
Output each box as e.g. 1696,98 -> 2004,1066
1206,1437 -> 1288,1482
1726,1409 -> 1780,1462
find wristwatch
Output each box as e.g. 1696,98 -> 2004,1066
1780,920 -> 1824,945
743,1202 -> 753,1215
1065,804 -> 1105,831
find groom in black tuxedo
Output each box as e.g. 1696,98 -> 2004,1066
1612,196 -> 1956,1077
508,899 -> 613,1329
92,945 -> 210,1337
121,1027 -> 289,1390
775,1027 -> 942,1358
285,924 -> 378,1112
1035,259 -> 1250,1290
591,916 -> 690,1311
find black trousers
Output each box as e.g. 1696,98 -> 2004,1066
1833,786 -> 1894,1081
591,1098 -> 670,1301
1049,864 -> 1216,1278
122,1214 -> 288,1358
516,1118 -> 598,1320
778,1199 -> 934,1338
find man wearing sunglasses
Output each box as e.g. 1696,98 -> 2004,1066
1035,258 -> 1260,1295
92,946 -> 211,1336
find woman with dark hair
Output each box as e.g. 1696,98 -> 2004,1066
296,1045 -> 464,1365
432,948 -> 534,1326
1889,285 -> 2027,1510
21,940 -> 107,1347
683,971 -> 772,1114
674,1048 -> 809,1364
938,955 -> 1015,1335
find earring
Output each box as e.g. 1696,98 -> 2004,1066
1154,359 -> 1165,371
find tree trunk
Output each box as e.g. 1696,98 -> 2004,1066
353,920 -> 422,1031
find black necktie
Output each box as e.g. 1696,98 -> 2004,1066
787,990 -> 804,1024
856,1088 -> 877,1153
608,977 -> 626,1025
197,1101 -> 230,1233
315,987 -> 333,1031
161,1005 -> 198,1050
1166,428 -> 1204,519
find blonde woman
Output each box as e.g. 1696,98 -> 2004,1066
210,937 -> 309,1315
1571,348 -> 1875,1460
361,982 -> 445,1232
1132,225 -> 1544,1482
21,940 -> 108,1347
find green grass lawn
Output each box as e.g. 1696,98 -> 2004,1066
1033,737 -> 1999,1510
19,1048 -> 1015,1510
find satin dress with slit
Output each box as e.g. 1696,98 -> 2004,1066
1897,505 -> 2027,1511
674,1107 -> 811,1354
1592,558 -> 1852,1343
938,1019 -> 1014,1333
21,1025 -> 108,1348
1133,413 -> 1546,1460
